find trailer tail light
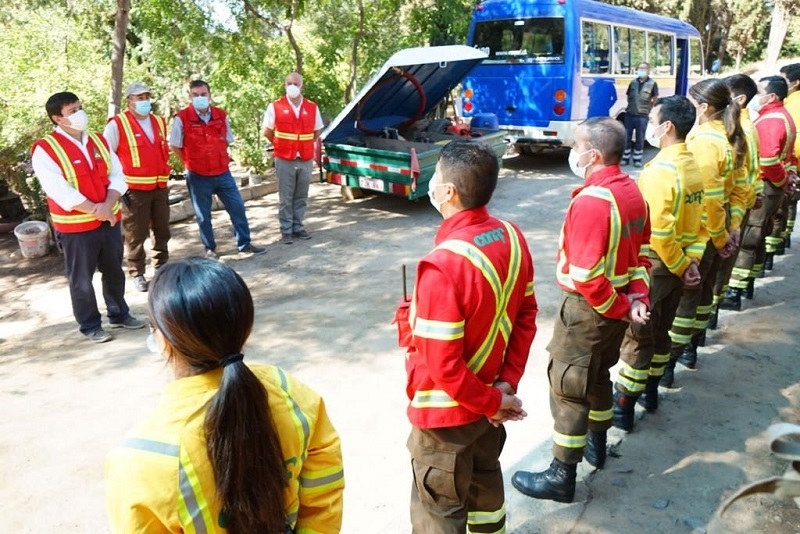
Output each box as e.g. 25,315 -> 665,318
464,101 -> 474,112
554,89 -> 567,102
554,104 -> 566,115
392,183 -> 411,196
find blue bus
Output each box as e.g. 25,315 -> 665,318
461,0 -> 704,152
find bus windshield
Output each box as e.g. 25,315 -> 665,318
473,17 -> 565,64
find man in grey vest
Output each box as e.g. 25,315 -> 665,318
623,62 -> 659,167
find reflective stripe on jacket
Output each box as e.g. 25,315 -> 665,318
105,364 -> 344,534
406,206 -> 538,429
114,110 -> 171,190
31,131 -> 120,233
272,96 -> 318,161
176,105 -> 230,176
755,102 -> 797,189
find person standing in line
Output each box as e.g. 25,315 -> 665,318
263,72 -> 324,244
779,63 -> 800,250
169,79 -> 266,258
106,258 -> 344,533
31,92 -> 146,343
612,96 -> 706,431
720,74 -> 762,311
668,79 -> 743,373
397,140 -> 537,533
622,62 -> 659,167
103,82 -> 171,292
512,118 -> 650,503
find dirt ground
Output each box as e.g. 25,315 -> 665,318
1,153 -> 799,533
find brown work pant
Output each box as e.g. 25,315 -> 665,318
730,191 -> 783,287
121,187 -> 171,278
547,293 -> 628,464
618,257 -> 684,393
409,419 -> 506,534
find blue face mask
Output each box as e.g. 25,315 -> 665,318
637,69 -> 648,79
133,100 -> 151,115
192,96 -> 209,111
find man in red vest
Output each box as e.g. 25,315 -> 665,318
262,72 -> 324,244
31,92 -> 146,343
169,80 -> 266,258
103,82 -> 171,292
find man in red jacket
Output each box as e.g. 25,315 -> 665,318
169,80 -> 266,258
103,82 -> 172,292
398,140 -> 537,533
513,117 -> 651,503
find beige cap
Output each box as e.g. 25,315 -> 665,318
125,82 -> 150,97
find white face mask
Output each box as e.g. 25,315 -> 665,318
747,94 -> 766,115
286,84 -> 301,99
568,148 -> 593,179
645,122 -> 666,148
65,109 -> 89,132
427,173 -> 448,214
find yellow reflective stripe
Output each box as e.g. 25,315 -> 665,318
651,227 -> 675,238
299,465 -> 344,495
569,259 -> 604,282
760,155 -> 780,166
413,317 -> 465,341
672,316 -> 694,328
616,375 -> 644,393
651,352 -> 670,364
125,175 -> 164,184
594,291 -> 617,315
525,280 -> 534,296
759,112 -> 795,161
274,131 -> 315,141
117,112 -> 141,167
41,135 -> 78,188
50,212 -> 96,223
155,115 -> 167,140
468,505 -> 505,524
696,304 -> 714,315
177,447 -> 215,533
588,408 -> 613,422
276,368 -> 311,459
572,186 -> 628,289
87,132 -> 111,169
553,431 -> 586,449
411,389 -> 459,408
620,363 -> 649,381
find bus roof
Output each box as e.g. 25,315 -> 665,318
473,0 -> 700,38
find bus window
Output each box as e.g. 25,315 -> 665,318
648,32 -> 673,75
582,21 -> 611,74
613,26 -> 632,75
473,18 -> 565,64
630,28 -> 646,70
690,38 -> 704,76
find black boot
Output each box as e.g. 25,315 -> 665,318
677,339 -> 698,369
660,358 -> 677,389
612,389 -> 637,432
512,458 -> 577,503
757,265 -> 766,278
719,288 -> 742,311
787,234 -> 792,249
638,376 -> 660,412
744,278 -> 755,300
695,330 -> 706,348
584,430 -> 607,469
707,307 -> 719,330
776,241 -> 786,256
765,253 -> 774,271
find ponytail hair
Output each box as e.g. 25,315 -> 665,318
689,78 -> 747,169
148,258 -> 287,533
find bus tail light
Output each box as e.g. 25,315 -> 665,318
464,88 -> 474,99
553,104 -> 566,115
464,101 -> 474,112
554,89 -> 567,102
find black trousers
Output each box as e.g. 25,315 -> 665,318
56,222 -> 130,334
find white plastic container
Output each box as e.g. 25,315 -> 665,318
13,220 -> 50,258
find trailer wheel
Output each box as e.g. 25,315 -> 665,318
341,185 -> 366,201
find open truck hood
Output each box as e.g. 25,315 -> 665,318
321,45 -> 488,142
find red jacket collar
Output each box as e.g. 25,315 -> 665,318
573,164 -> 629,197
434,206 -> 491,245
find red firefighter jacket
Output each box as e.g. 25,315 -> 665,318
403,206 -> 538,429
32,131 -> 120,233
754,101 -> 797,189
176,105 -> 229,176
272,96 -> 318,161
112,110 -> 171,190
556,165 -> 651,319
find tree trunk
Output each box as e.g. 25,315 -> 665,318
735,47 -> 743,72
764,0 -> 790,71
108,0 -> 130,119
345,0 -> 365,104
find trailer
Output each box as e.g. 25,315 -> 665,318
320,45 -> 507,200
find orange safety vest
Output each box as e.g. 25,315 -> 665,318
272,96 -> 317,161
176,105 -> 230,176
32,131 -> 120,233
113,110 -> 171,190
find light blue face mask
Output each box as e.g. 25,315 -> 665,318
134,100 -> 152,115
192,96 -> 209,111
637,69 -> 648,79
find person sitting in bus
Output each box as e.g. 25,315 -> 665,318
105,257 -> 345,533
622,62 -> 659,167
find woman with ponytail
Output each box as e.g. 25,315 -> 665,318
106,257 -> 344,533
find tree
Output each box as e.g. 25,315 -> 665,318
764,0 -> 800,70
727,0 -> 769,71
108,0 -> 131,118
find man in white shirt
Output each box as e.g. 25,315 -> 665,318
31,92 -> 145,342
263,72 -> 324,244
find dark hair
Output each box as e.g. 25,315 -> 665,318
760,75 -> 789,101
689,79 -> 747,168
724,74 -> 758,106
438,140 -> 498,209
189,79 -> 211,92
779,63 -> 800,83
653,95 -> 696,141
148,258 -> 286,533
581,116 -> 625,164
45,92 -> 79,124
